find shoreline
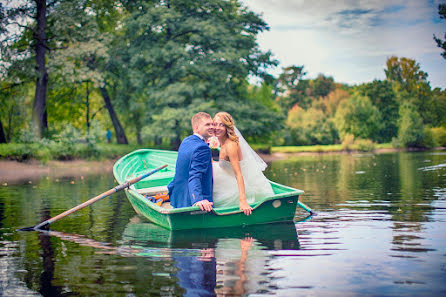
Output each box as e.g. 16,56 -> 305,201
259,146 -> 445,162
0,159 -> 117,185
1,147 -> 444,184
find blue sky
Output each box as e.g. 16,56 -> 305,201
242,0 -> 446,89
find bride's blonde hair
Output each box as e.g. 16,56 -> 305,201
214,112 -> 239,143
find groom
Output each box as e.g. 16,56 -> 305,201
168,112 -> 214,212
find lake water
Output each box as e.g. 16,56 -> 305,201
0,151 -> 445,296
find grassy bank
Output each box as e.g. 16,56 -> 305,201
271,143 -> 393,153
0,143 -> 142,162
0,142 -> 419,163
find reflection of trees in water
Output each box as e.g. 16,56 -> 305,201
28,221 -> 300,296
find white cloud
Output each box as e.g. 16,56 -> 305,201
242,0 -> 446,88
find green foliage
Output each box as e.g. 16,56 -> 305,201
397,103 -> 425,147
1,1 -> 444,152
0,142 -> 141,161
431,127 -> 446,146
109,0 -> 279,148
385,56 -> 437,126
356,80 -> 399,142
433,4 -> 446,59
309,74 -> 335,98
17,125 -> 40,144
312,89 -> 351,117
276,65 -> 309,110
354,138 -> 375,152
335,93 -> 382,140
340,135 -> 375,152
286,106 -> 338,145
340,134 -> 355,151
430,88 -> 446,127
385,56 -> 428,90
276,67 -> 336,111
420,126 -> 435,148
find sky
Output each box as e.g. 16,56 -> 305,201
242,0 -> 446,89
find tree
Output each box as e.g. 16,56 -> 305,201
287,106 -> 338,145
312,88 -> 350,117
1,0 -> 129,143
1,0 -> 55,138
357,80 -> 399,142
335,93 -> 382,140
384,56 -> 434,124
385,56 -> 428,92
433,3 -> 446,59
0,80 -> 29,142
430,88 -> 446,127
118,0 -> 278,149
276,65 -> 310,110
397,102 -> 424,147
310,74 -> 335,98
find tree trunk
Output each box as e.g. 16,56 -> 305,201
32,0 -> 48,138
100,86 -> 128,144
170,119 -> 181,150
0,118 -> 6,143
85,81 -> 90,137
136,126 -> 142,145
154,136 -> 162,146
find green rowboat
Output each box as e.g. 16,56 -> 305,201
113,149 -> 308,230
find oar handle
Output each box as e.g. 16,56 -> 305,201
34,164 -> 168,230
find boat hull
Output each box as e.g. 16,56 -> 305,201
125,188 -> 301,230
114,149 -> 305,230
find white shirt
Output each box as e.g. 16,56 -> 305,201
194,133 -> 205,141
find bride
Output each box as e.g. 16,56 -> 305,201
212,112 -> 274,215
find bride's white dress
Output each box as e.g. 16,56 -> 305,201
212,127 -> 274,208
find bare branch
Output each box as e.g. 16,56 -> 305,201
6,21 -> 34,33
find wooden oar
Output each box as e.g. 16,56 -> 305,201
19,164 -> 168,231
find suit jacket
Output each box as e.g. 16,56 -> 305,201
168,135 -> 213,208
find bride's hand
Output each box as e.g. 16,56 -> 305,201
239,200 -> 253,216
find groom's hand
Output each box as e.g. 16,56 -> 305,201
194,199 -> 213,212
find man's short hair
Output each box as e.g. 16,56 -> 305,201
191,112 -> 211,130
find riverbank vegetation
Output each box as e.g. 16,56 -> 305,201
1,1 -> 445,162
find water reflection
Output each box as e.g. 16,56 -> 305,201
30,218 -> 301,296
123,219 -> 301,296
0,151 -> 445,296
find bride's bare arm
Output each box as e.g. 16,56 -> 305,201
227,141 -> 253,215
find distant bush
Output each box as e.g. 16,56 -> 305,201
420,127 -> 435,148
397,103 -> 424,147
0,142 -> 142,162
355,138 -> 375,152
340,134 -> 375,152
251,144 -> 271,154
431,127 -> 446,146
341,134 -> 355,151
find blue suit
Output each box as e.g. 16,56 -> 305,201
168,135 -> 213,208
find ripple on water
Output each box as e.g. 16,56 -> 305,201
418,163 -> 446,171
0,240 -> 39,296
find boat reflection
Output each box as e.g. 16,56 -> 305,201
121,216 -> 302,251
41,218 -> 304,296
121,218 -> 302,296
